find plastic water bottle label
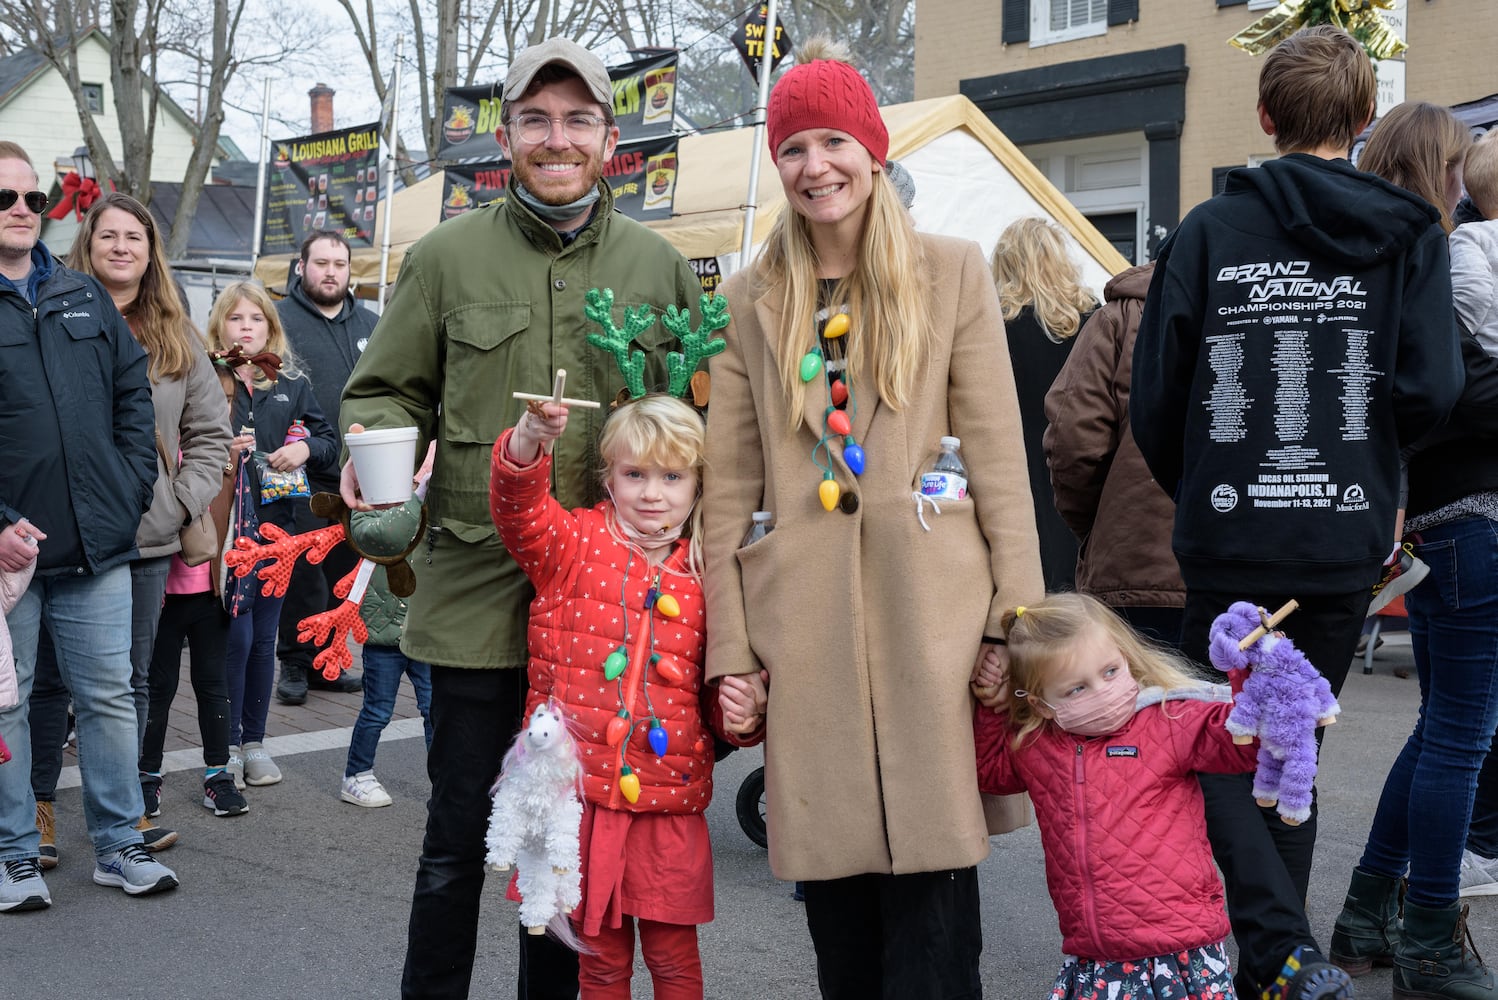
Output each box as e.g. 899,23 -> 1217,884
920,473 -> 967,500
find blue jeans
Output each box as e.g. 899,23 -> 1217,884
0,565 -> 143,859
226,592 -> 284,746
345,643 -> 432,776
1360,516 -> 1498,907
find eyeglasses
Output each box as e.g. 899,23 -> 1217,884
506,113 -> 609,145
0,189 -> 47,214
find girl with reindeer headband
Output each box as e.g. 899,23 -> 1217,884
487,290 -> 761,998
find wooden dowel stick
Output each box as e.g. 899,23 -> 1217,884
511,391 -> 602,409
1237,599 -> 1299,651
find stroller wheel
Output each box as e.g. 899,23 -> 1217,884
736,766 -> 768,848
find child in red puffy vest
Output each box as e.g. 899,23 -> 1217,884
491,392 -> 764,1000
973,592 -> 1259,999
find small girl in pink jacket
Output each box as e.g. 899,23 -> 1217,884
0,525 -> 39,757
973,592 -> 1258,1000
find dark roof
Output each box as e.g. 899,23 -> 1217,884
149,182 -> 257,260
0,46 -> 50,107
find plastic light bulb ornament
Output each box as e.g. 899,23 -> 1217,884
823,313 -> 850,339
654,652 -> 685,685
819,474 -> 841,512
799,349 -> 823,382
606,710 -> 631,747
829,379 -> 849,406
825,407 -> 852,437
619,765 -> 641,804
648,719 -> 669,758
604,646 -> 629,681
844,437 -> 866,476
655,593 -> 680,618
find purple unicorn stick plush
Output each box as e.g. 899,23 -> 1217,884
1208,601 -> 1341,825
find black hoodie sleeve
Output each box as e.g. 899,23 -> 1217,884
1391,227 -> 1462,447
1130,228 -> 1202,498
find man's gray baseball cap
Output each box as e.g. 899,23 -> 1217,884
503,38 -> 612,105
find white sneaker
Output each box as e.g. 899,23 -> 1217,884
226,745 -> 246,791
1459,849 -> 1498,897
242,742 -> 282,786
92,843 -> 178,896
0,858 -> 51,912
340,771 -> 393,808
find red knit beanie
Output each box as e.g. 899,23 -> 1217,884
767,58 -> 888,165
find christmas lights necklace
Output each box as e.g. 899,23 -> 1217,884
799,284 -> 866,511
600,543 -> 686,804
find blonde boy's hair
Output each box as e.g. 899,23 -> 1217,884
1258,25 -> 1375,155
597,394 -> 708,579
1463,130 -> 1498,222
1000,593 -> 1199,748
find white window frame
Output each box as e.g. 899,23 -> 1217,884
1030,0 -> 1109,47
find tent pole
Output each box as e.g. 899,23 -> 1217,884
738,0 -> 779,270
249,78 -> 271,277
378,34 -> 405,313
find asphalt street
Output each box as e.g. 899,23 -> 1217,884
4,633 -> 1492,999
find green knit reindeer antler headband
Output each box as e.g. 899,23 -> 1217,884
584,288 -> 729,403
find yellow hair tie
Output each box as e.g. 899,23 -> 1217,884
1015,606 -> 1027,618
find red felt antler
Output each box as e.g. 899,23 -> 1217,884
297,564 -> 368,679
224,522 -> 347,598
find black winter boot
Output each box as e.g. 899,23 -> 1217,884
1331,867 -> 1404,975
1394,900 -> 1495,999
274,662 -> 308,705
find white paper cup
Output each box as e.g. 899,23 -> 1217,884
346,427 -> 419,504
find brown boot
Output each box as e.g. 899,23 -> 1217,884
135,815 -> 179,852
35,801 -> 57,870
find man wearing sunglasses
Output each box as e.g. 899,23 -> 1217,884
0,142 -> 174,912
340,36 -> 702,1000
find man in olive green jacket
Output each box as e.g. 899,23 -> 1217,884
338,37 -> 699,1000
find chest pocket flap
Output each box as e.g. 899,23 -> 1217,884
443,303 -> 533,442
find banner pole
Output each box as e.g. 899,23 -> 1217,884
249,77 -> 272,276
378,34 -> 405,313
738,0 -> 779,270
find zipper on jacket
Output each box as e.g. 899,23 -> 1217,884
1073,742 -> 1105,955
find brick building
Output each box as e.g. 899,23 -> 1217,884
916,0 -> 1495,263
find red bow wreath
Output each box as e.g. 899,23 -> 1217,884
47,171 -> 103,221
211,345 -> 283,382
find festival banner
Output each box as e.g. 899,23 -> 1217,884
439,135 -> 679,224
260,122 -> 381,255
732,4 -> 793,81
437,51 -> 679,161
690,257 -> 722,297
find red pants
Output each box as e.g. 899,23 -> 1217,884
578,916 -> 702,1000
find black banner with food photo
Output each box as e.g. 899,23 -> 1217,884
436,51 -> 679,161
440,135 -> 679,223
260,121 -> 381,255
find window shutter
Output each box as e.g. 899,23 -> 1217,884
1003,0 -> 1031,43
1212,166 -> 1236,196
1107,0 -> 1138,25
1216,0 -> 1250,6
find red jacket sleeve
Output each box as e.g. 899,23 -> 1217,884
1173,700 -> 1259,775
974,706 -> 1026,795
489,428 -> 580,597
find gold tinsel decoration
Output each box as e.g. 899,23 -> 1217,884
1229,0 -> 1407,60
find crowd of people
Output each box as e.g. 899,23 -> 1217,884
0,20 -> 1495,1000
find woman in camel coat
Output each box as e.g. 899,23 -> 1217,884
703,39 -> 1043,999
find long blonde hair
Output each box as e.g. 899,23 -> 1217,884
757,41 -> 935,428
67,192 -> 202,381
598,394 -> 707,580
992,217 -> 1098,341
1359,101 -> 1472,233
1001,593 -> 1198,748
208,281 -> 303,387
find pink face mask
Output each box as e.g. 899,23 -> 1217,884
1039,673 -> 1140,737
